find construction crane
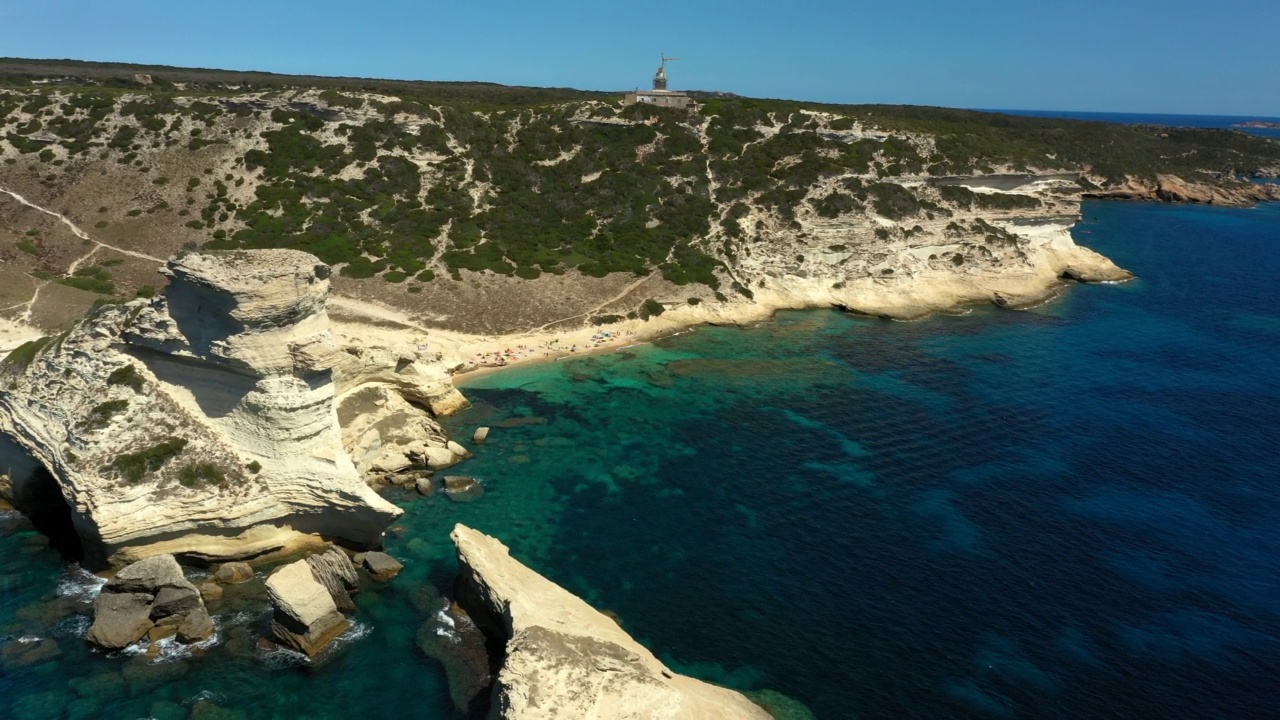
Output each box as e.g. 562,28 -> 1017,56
653,54 -> 680,91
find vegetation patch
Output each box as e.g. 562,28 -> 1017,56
106,363 -> 145,392
58,266 -> 115,295
2,336 -> 52,371
109,438 -> 188,483
84,399 -> 128,430
177,462 -> 228,488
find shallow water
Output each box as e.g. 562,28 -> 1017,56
3,200 -> 1280,718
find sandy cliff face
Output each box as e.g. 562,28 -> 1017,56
0,250 -> 464,566
451,524 -> 771,720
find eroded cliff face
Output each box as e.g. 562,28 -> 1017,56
1084,173 -> 1280,206
451,524 -> 772,720
0,250 -> 465,567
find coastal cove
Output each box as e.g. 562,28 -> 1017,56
3,199 -> 1280,718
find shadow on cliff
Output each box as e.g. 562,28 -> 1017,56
1,436 -> 83,563
126,346 -> 259,419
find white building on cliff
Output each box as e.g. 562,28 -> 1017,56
623,56 -> 692,109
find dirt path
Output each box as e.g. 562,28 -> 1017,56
532,273 -> 653,331
0,186 -> 169,327
0,186 -> 166,271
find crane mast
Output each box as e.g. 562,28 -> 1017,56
654,54 -> 680,91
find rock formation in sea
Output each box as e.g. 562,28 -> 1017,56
87,553 -> 214,650
0,249 -> 468,567
450,524 -> 772,719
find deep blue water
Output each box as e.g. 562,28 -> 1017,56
3,200 -> 1280,718
986,109 -> 1280,139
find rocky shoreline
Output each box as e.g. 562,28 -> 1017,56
1084,173 -> 1280,206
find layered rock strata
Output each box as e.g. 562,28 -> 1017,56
265,559 -> 349,656
451,524 -> 771,720
1085,174 -> 1280,207
0,249 -> 465,566
266,544 -> 385,655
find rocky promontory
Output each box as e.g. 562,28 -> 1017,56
1085,174 -> 1280,206
0,250 -> 467,567
450,524 -> 771,719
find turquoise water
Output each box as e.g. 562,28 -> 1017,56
3,200 -> 1280,718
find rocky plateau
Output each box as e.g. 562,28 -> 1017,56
0,249 -> 469,567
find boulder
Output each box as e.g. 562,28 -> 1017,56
147,625 -> 178,643
177,606 -> 215,643
197,582 -> 224,601
473,427 -> 490,444
213,562 -> 254,585
443,476 -> 484,502
88,592 -> 155,650
305,547 -> 361,613
451,525 -> 771,719
265,560 -> 349,656
105,554 -> 190,595
416,476 -> 436,496
362,551 -> 403,581
152,585 -> 202,619
424,446 -> 460,469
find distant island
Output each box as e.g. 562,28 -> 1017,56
1234,120 -> 1280,129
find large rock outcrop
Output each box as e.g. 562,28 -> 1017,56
451,525 -> 771,720
265,559 -> 349,656
0,250 -> 415,566
88,554 -> 214,650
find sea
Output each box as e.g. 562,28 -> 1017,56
3,160 -> 1280,718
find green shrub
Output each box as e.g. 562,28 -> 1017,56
106,363 -> 145,392
85,399 -> 128,429
177,462 -> 227,488
246,460 -> 262,474
640,298 -> 665,319
110,438 -> 188,483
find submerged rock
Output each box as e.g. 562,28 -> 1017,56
451,524 -> 771,719
416,602 -> 492,713
442,476 -> 484,502
265,560 -> 348,656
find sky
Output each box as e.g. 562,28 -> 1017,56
3,0 -> 1279,116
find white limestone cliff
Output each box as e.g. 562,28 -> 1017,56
0,250 -> 464,566
451,524 -> 772,720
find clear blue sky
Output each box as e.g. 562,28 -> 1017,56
3,0 -> 1279,116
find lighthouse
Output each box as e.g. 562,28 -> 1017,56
624,55 -> 692,109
